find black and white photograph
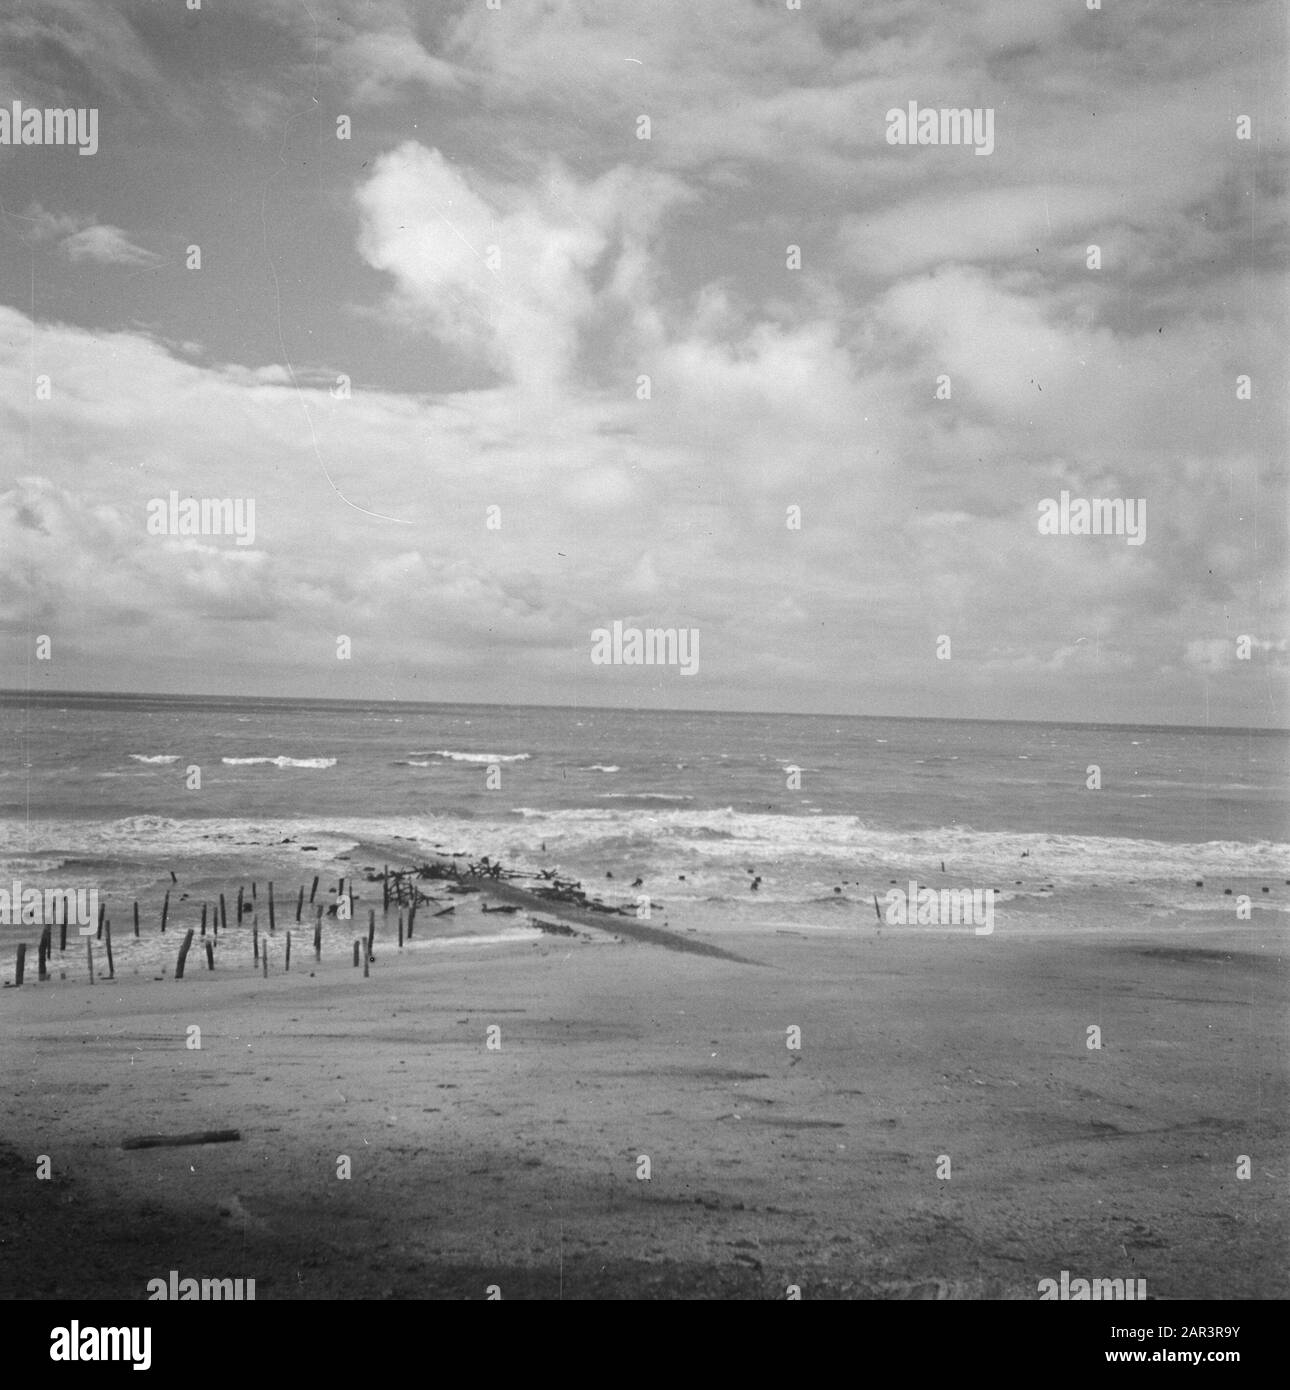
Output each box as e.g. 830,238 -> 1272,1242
0,0 -> 1285,1340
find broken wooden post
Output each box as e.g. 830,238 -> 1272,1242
267,882 -> 275,932
86,938 -> 95,984
175,928 -> 195,979
200,903 -> 207,937
367,909 -> 376,962
295,885 -> 304,922
309,875 -> 319,904
313,907 -> 323,960
37,926 -> 50,981
133,901 -> 140,938
161,889 -> 170,934
352,939 -> 360,968
14,943 -> 25,986
205,941 -> 214,971
104,920 -> 115,979
398,910 -> 404,948
219,893 -> 228,933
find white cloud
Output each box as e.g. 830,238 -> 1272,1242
18,204 -> 158,266
61,224 -> 159,267
355,143 -> 689,391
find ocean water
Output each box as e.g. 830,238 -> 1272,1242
0,692 -> 1286,927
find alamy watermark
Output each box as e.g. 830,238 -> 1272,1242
1037,491 -> 1145,545
885,102 -> 994,156
883,880 -> 994,935
1038,1270 -> 1147,1300
146,1271 -> 256,1300
50,1324 -> 150,1370
0,881 -> 99,934
591,621 -> 699,676
146,491 -> 256,545
0,100 -> 98,155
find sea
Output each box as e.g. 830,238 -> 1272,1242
0,691 -> 1287,967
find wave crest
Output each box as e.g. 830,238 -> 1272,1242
222,756 -> 337,769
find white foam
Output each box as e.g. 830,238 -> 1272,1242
410,750 -> 531,764
222,757 -> 337,769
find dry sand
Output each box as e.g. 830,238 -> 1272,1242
1,902 -> 1285,1300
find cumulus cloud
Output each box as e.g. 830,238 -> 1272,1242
17,204 -> 158,266
355,143 -> 689,391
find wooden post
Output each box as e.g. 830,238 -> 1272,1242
175,928 -> 194,980
161,889 -> 170,934
268,882 -> 275,932
352,939 -> 361,968
363,951 -> 369,978
309,875 -> 319,904
14,943 -> 25,986
38,925 -> 50,981
262,950 -> 268,979
253,921 -> 259,963
97,899 -> 105,940
285,932 -> 291,972
314,907 -> 323,960
86,938 -> 95,984
219,893 -> 228,933
252,882 -> 257,902
200,904 -> 207,937
59,899 -> 67,952
237,885 -> 244,923
133,901 -> 140,938
104,921 -> 115,979
295,885 -> 304,922
398,911 -> 404,948
205,941 -> 214,970
367,909 -> 376,962
383,867 -> 389,913
407,902 -> 416,939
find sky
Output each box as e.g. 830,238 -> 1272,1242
0,0 -> 1285,726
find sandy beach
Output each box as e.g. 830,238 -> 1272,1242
2,880 -> 1284,1301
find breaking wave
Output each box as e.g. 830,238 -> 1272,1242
221,757 -> 337,769
414,756 -> 533,767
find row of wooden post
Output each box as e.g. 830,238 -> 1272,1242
12,868 -> 420,985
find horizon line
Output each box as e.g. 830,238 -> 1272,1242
1,686 -> 1285,736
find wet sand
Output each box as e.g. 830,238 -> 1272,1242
1,901 -> 1285,1300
